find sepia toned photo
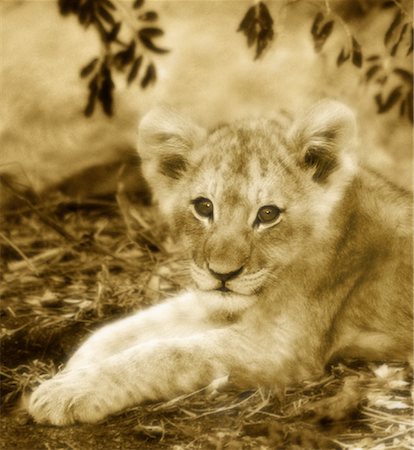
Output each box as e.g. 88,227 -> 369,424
1,0 -> 413,448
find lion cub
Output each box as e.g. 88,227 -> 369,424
29,100 -> 413,425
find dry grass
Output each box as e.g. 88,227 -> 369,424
0,187 -> 413,449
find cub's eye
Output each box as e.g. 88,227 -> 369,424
256,205 -> 281,225
192,197 -> 214,219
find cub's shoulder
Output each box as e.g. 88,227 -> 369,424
358,167 -> 412,235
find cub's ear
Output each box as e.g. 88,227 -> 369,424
138,105 -> 206,180
137,105 -> 206,209
289,100 -> 357,183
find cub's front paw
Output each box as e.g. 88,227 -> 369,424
28,370 -> 113,425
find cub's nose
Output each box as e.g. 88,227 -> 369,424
208,266 -> 244,282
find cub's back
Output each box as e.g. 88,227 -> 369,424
329,168 -> 413,362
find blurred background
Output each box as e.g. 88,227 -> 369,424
1,0 -> 412,208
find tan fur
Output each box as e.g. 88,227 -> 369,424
28,100 -> 413,425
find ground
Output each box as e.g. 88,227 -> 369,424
1,190 -> 413,450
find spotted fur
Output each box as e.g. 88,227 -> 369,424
28,100 -> 412,425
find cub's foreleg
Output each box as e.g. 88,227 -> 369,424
28,328 -> 256,425
66,292 -> 213,370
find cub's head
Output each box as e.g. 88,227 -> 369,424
138,101 -> 357,299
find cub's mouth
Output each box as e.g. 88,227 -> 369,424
190,262 -> 267,297
216,283 -> 232,293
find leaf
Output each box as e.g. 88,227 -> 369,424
95,19 -> 109,43
80,57 -> 98,78
138,30 -> 169,54
373,363 -> 397,378
98,63 -> 114,116
390,23 -> 408,56
237,5 -> 257,48
369,396 -> 410,410
351,37 -> 363,68
97,5 -> 115,25
383,86 -> 402,112
139,37 -> 169,54
375,85 -> 403,113
407,27 -> 414,55
238,5 -> 256,33
320,20 -> 334,39
139,27 -> 164,38
139,11 -> 158,21
238,3 -> 274,59
375,93 -> 383,111
336,48 -> 350,66
384,10 -> 402,45
59,0 -> 81,15
114,41 -> 136,69
317,20 -> 334,52
122,45 -> 135,66
107,22 -> 121,42
406,91 -> 413,123
133,0 -> 145,8
254,3 -> 275,59
78,2 -> 93,27
312,15 -> 334,53
397,22 -> 408,45
399,97 -> 406,116
101,0 -> 115,10
245,22 -> 257,48
365,64 -> 381,82
366,54 -> 380,62
141,62 -> 156,88
255,28 -> 274,59
311,12 -> 324,37
84,94 -> 95,117
393,68 -> 413,84
258,1 -> 273,27
58,0 -> 79,15
84,76 -> 98,117
127,56 -> 143,84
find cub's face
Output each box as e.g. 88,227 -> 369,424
138,101 -> 357,297
183,121 -> 320,296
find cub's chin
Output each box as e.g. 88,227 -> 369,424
194,289 -> 258,314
